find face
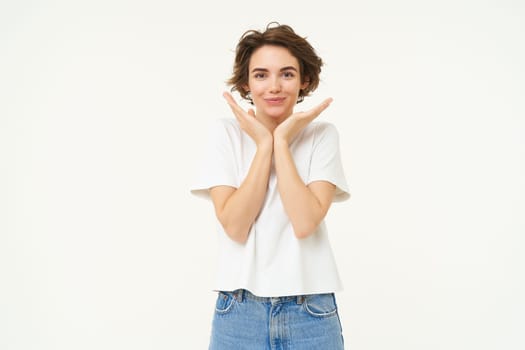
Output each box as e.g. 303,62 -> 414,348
245,45 -> 308,122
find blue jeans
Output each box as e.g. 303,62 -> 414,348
209,289 -> 345,349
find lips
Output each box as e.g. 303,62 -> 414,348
264,97 -> 285,104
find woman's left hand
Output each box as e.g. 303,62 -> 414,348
273,98 -> 333,144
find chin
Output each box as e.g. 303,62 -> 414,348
264,106 -> 294,119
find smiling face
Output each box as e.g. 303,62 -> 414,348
245,45 -> 308,125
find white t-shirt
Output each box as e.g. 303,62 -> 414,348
191,118 -> 350,297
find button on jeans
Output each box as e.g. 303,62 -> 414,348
209,289 -> 344,349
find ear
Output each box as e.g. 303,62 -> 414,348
301,79 -> 310,90
242,84 -> 250,93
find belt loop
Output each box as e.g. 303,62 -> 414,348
296,295 -> 305,304
235,289 -> 244,303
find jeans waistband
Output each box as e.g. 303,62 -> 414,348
226,289 -> 306,305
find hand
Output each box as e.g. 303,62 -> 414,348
273,98 -> 333,144
223,92 -> 273,148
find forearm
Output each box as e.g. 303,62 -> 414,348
273,139 -> 327,239
215,143 -> 272,243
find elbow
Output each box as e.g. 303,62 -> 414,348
218,218 -> 250,244
226,229 -> 249,244
292,221 -> 319,240
215,210 -> 249,244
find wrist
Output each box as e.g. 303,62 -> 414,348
273,137 -> 289,149
257,139 -> 274,153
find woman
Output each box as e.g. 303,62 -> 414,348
191,22 -> 350,349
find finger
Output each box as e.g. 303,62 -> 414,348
304,97 -> 333,120
222,91 -> 239,109
247,109 -> 255,118
315,97 -> 333,114
223,92 -> 248,120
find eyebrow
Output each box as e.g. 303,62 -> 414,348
250,66 -> 299,73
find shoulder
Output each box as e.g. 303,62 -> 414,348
312,121 -> 338,134
209,117 -> 240,131
207,118 -> 242,139
302,121 -> 340,142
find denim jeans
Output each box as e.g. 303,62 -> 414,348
209,289 -> 344,349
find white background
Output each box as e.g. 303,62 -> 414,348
1,0 -> 524,349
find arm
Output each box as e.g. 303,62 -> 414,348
273,98 -> 335,239
273,139 -> 336,239
210,144 -> 272,244
210,92 -> 273,244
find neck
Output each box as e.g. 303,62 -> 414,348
256,111 -> 290,132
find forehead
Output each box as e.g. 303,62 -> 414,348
249,45 -> 300,69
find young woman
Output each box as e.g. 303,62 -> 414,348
191,22 -> 350,349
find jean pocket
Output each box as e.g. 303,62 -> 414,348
215,291 -> 236,314
303,293 -> 338,318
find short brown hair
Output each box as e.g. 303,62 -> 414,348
227,22 -> 323,104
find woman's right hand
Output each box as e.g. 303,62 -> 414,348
223,92 -> 273,149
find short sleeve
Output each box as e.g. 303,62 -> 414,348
190,119 -> 239,200
308,122 -> 350,202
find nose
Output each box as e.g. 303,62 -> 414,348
269,77 -> 281,93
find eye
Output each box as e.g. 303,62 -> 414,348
282,71 -> 296,79
253,72 -> 266,79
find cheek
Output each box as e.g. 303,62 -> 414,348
285,82 -> 303,95
249,85 -> 266,96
